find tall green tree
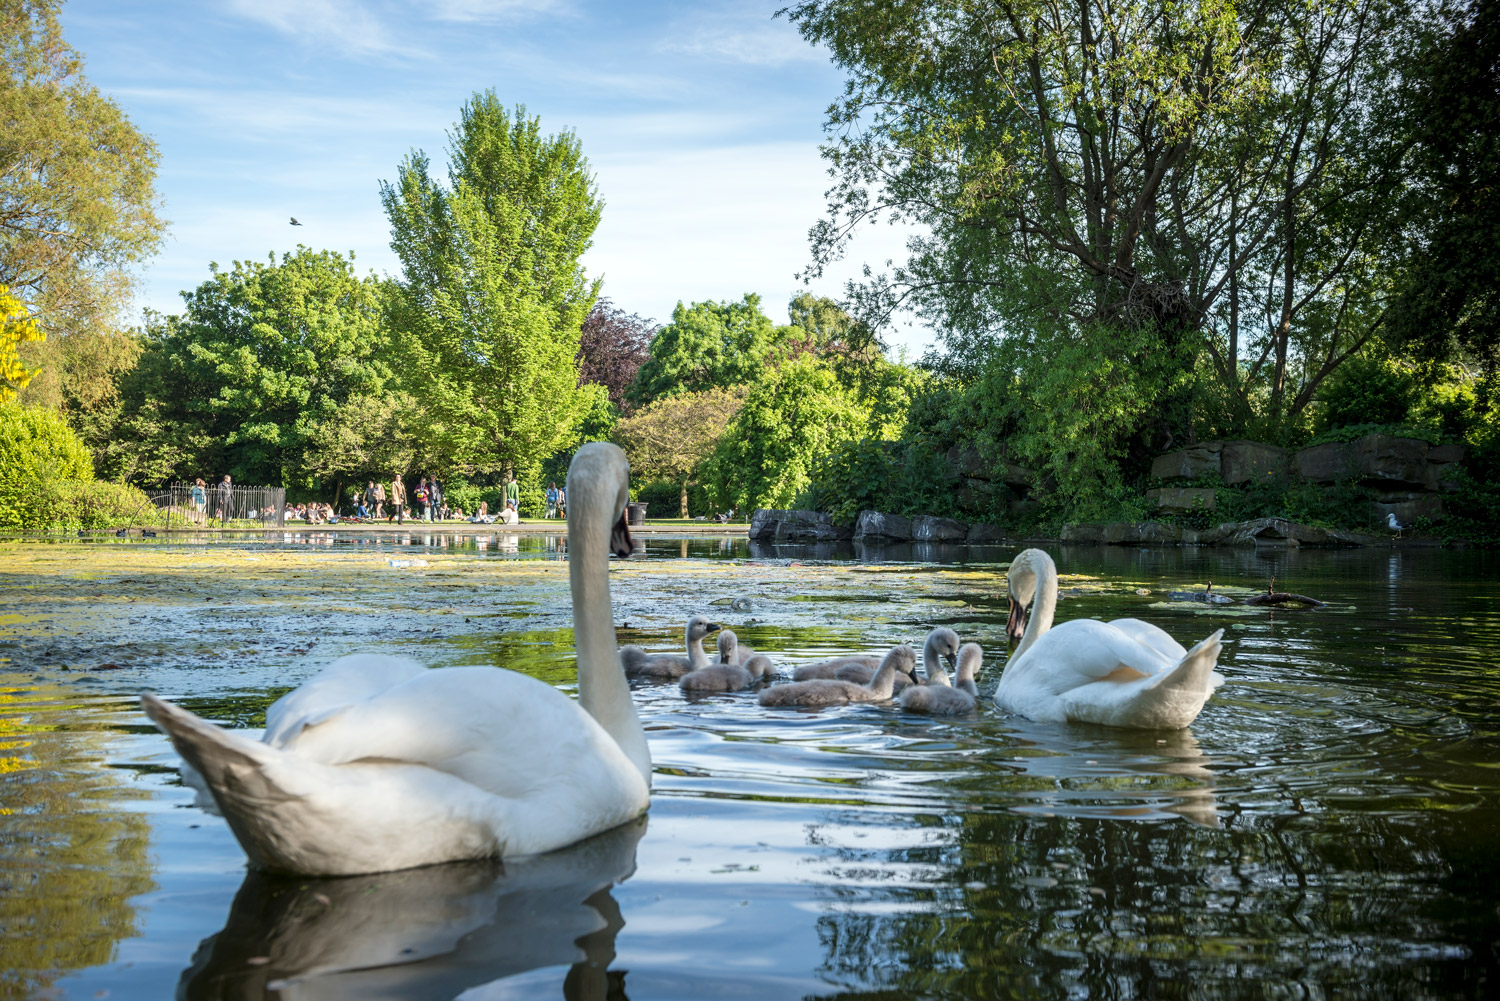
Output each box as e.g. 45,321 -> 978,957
787,0 -> 1414,438
0,0 -> 165,337
1386,0 -> 1499,375
381,93 -> 602,477
114,248 -> 392,486
704,356 -> 869,511
612,385 -> 746,516
627,293 -> 785,405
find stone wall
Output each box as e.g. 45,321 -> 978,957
1150,433 -> 1465,524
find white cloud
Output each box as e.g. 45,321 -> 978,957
426,0 -> 569,23
659,4 -> 823,67
222,0 -> 408,58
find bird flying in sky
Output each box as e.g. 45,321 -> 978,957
290,217 -> 302,226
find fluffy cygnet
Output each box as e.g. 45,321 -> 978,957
717,628 -> 758,666
759,646 -> 917,707
621,615 -> 719,679
681,654 -> 774,693
899,642 -> 983,715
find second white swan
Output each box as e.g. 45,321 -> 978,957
994,549 -> 1225,729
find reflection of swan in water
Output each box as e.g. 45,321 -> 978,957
999,720 -> 1222,827
177,817 -> 645,1000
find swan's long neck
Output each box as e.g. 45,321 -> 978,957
1010,553 -> 1058,664
571,472 -> 651,786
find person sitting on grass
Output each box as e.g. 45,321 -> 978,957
498,500 -> 519,525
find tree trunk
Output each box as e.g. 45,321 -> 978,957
680,480 -> 689,519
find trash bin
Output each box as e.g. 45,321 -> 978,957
627,502 -> 648,526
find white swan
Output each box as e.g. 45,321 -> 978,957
899,642 -> 982,715
759,646 -> 917,707
680,654 -> 774,693
994,549 -> 1226,728
620,615 -> 720,679
716,628 -> 758,666
141,442 -> 651,876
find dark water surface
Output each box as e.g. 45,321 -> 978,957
1,533 -> 1497,999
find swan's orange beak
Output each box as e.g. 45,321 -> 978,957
611,509 -> 633,558
1006,597 -> 1028,643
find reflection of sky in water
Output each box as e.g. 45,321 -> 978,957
0,538 -> 1496,997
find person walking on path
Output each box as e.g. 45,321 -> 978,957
190,478 -> 207,525
429,477 -> 444,522
372,480 -> 386,519
215,475 -> 233,523
504,473 -> 519,515
416,477 -> 431,522
390,475 -> 407,524
362,481 -> 378,520
545,481 -> 560,519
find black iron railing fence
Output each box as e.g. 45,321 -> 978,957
153,483 -> 286,528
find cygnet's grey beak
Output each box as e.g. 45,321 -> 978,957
610,509 -> 633,558
1006,598 -> 1028,643
705,622 -> 722,632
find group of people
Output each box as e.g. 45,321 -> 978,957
347,472 -> 525,525
187,475 -> 236,524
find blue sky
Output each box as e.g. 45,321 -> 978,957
60,0 -> 933,354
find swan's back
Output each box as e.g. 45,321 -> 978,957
680,663 -> 751,692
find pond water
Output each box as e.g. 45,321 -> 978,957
1,532 -> 1497,999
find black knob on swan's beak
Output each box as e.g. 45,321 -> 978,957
611,510 -> 634,558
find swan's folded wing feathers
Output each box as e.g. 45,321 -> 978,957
1034,620 -> 1176,692
277,666 -> 617,802
1105,618 -> 1187,662
264,654 -> 428,746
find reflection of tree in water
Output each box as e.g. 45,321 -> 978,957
0,683 -> 154,999
806,801 -> 1497,998
177,817 -> 644,1000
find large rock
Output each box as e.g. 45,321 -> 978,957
1216,517 -> 1340,547
854,510 -> 912,541
1353,435 -> 1430,489
1060,522 -> 1107,543
1145,487 -> 1217,512
945,445 -> 988,479
912,515 -> 969,541
1425,443 -> 1467,493
750,509 -> 848,542
1150,444 -> 1221,482
966,522 -> 1004,543
1293,442 -> 1356,483
1371,494 -> 1447,526
1220,440 -> 1290,485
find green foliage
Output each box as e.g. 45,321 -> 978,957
0,398 -> 145,530
703,357 -> 869,511
1385,0 -> 1500,374
112,248 -> 392,486
382,94 -> 601,478
1316,354 -> 1419,431
612,385 -> 746,515
1209,477 -> 1376,531
627,294 -> 784,405
0,0 -> 166,337
1306,422 -> 1441,447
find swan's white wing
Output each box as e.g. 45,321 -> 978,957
998,620 -> 1178,722
263,654 -> 428,746
1106,618 -> 1188,662
277,666 -> 638,805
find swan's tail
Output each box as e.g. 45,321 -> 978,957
1149,629 -> 1224,697
142,694 -> 285,805
1074,629 -> 1226,729
142,694 -> 318,869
